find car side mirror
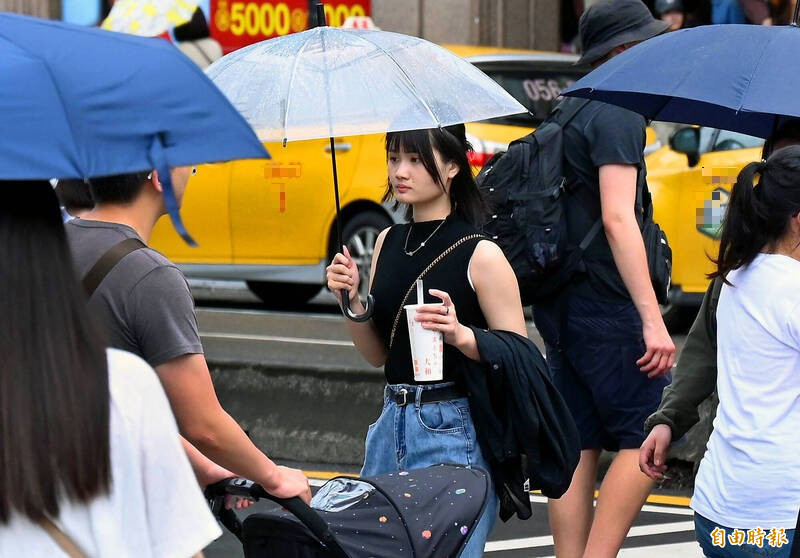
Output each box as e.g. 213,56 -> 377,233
669,127 -> 701,167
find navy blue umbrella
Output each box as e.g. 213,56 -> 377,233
562,23 -> 800,139
0,12 -> 268,244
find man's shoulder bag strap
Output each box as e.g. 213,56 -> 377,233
82,237 -> 146,298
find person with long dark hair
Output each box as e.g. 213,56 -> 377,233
691,145 -> 800,556
326,124 -> 528,556
0,181 -> 220,556
643,146 -> 800,557
642,128 -> 800,558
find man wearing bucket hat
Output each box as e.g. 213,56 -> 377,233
531,2 -> 675,557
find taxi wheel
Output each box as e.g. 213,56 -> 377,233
246,281 -> 321,307
339,211 -> 393,301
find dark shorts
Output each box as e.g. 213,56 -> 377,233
533,295 -> 671,451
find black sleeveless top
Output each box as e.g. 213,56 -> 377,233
370,215 -> 488,384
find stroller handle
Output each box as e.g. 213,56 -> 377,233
205,476 -> 305,510
204,477 -> 350,558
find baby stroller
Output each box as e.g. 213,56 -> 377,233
206,463 -> 490,558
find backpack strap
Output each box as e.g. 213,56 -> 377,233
83,237 -> 146,298
553,97 -> 602,255
549,97 -> 591,128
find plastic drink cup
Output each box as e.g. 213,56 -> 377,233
404,303 -> 444,382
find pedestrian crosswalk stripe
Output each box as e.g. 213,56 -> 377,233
530,491 -> 691,508
615,541 -> 701,557
528,493 -> 692,514
535,541 -> 701,558
641,503 -> 694,516
483,521 -> 695,552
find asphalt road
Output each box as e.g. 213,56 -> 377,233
190,280 -> 688,367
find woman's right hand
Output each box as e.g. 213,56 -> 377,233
638,424 -> 673,480
264,465 -> 312,504
326,245 -> 361,304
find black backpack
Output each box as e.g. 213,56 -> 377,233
477,98 -> 600,306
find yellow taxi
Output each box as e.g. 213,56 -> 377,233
647,126 -> 763,327
150,45 -> 591,306
151,44 -> 753,324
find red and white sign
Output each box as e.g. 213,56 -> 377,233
341,15 -> 378,29
210,0 -> 371,54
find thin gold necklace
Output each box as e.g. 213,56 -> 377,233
403,218 -> 447,256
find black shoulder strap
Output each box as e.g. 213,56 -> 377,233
707,275 -> 724,347
554,97 -> 601,251
550,97 -> 591,128
83,237 -> 146,298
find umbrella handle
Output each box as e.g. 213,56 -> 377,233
341,292 -> 374,322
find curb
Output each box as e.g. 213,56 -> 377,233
210,360 -> 385,465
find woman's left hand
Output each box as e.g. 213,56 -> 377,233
415,289 -> 466,347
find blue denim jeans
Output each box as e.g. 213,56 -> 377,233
695,513 -> 796,557
361,383 -> 498,558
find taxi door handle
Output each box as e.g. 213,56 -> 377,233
325,143 -> 352,153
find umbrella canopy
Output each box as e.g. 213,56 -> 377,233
205,26 -> 527,143
102,0 -> 199,37
205,23 -> 525,320
0,12 -> 268,244
1,12 -> 266,179
562,24 -> 800,138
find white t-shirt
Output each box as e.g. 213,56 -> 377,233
691,253 -> 800,528
0,349 -> 222,557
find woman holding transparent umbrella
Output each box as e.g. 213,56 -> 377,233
326,124 -> 528,556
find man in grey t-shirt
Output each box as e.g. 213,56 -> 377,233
66,168 -> 310,504
68,218 -> 202,365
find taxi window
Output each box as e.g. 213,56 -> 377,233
711,130 -> 764,152
697,128 -> 764,153
475,64 -> 587,127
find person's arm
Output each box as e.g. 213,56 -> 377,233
131,266 -> 310,502
181,438 -> 253,510
639,277 -> 720,479
326,230 -> 389,367
414,240 -> 527,361
156,354 -> 311,503
644,277 -> 720,438
598,164 -> 675,377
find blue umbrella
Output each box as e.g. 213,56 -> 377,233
562,23 -> 800,139
0,12 -> 268,245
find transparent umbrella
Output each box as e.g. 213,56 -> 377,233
206,6 -> 526,320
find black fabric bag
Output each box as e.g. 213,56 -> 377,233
476,98 -> 599,305
641,190 -> 672,305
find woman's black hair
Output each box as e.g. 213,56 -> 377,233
382,123 -> 488,226
0,181 -> 110,524
710,145 -> 800,280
